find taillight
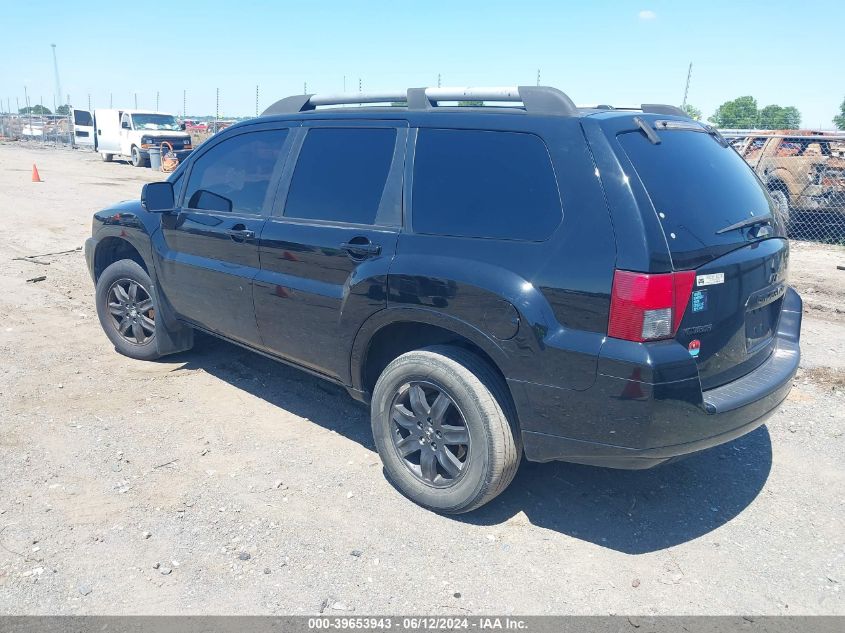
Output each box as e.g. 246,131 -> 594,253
607,270 -> 695,342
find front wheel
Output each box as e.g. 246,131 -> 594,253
371,346 -> 521,513
130,146 -> 146,167
769,188 -> 791,226
95,259 -> 160,361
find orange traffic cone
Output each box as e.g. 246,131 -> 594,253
31,164 -> 42,182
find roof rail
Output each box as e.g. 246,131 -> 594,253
261,86 -> 578,117
577,104 -> 689,118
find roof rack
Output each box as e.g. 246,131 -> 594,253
579,103 -> 688,117
262,86 -> 579,117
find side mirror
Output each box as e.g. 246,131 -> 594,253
180,122 -> 186,130
121,121 -> 130,129
141,182 -> 175,212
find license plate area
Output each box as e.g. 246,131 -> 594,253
745,284 -> 785,353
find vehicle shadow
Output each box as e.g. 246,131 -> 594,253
174,334 -> 772,555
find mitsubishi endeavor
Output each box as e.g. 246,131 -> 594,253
84,86 -> 802,513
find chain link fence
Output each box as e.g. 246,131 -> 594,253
0,112 -> 75,146
724,130 -> 845,245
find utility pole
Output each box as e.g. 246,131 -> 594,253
304,82 -> 307,95
156,91 -> 159,111
110,93 -> 113,108
343,75 -> 346,92
51,44 -> 62,106
537,69 -> 541,86
358,78 -> 362,93
87,93 -> 91,112
183,90 -> 186,118
134,92 -> 138,109
255,84 -> 259,116
437,73 -> 441,88
682,62 -> 692,108
23,86 -> 31,138
216,87 -> 220,124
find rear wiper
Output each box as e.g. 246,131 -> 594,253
715,213 -> 773,235
633,116 -> 661,145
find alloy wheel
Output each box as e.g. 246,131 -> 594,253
389,381 -> 471,487
107,278 -> 155,345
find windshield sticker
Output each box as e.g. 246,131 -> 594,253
696,272 -> 724,287
692,290 -> 708,312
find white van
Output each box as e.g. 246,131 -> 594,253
72,108 -> 192,167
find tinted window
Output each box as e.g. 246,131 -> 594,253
184,129 -> 287,215
73,110 -> 93,126
412,129 -> 562,240
619,129 -> 776,260
284,128 -> 396,225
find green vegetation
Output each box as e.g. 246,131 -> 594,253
834,97 -> 845,130
19,105 -> 52,115
710,96 -> 801,129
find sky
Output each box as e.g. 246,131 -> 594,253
1,0 -> 843,128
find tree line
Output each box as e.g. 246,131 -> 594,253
683,96 -> 845,130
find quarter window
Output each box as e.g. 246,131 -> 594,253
412,129 -> 562,240
284,128 -> 397,225
184,129 -> 288,215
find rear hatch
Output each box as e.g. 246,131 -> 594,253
617,119 -> 789,389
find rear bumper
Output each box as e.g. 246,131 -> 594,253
514,287 -> 802,469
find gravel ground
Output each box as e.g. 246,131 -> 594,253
0,143 -> 843,615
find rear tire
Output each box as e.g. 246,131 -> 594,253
95,259 -> 160,361
101,153 -> 113,162
371,345 -> 521,513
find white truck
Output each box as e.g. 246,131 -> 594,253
71,108 -> 192,167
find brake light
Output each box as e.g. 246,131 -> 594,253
608,270 -> 696,342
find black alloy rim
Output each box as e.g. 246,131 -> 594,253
107,278 -> 155,345
389,381 -> 471,487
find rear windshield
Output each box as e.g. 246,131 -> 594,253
619,128 -> 778,267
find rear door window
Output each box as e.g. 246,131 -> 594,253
412,129 -> 562,240
184,129 -> 288,215
618,128 -> 776,263
73,110 -> 93,126
283,128 -> 397,225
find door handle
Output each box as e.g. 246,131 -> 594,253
340,241 -> 381,259
227,227 -> 255,241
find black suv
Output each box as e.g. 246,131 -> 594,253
85,86 -> 802,513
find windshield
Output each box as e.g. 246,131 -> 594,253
619,128 -> 781,268
131,114 -> 181,131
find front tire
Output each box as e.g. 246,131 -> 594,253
130,146 -> 146,167
101,153 -> 113,162
371,346 -> 521,513
769,188 -> 791,226
95,259 -> 160,361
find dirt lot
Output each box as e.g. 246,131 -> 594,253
0,143 -> 843,615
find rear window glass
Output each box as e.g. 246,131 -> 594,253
619,129 -> 775,261
73,110 -> 93,126
412,129 -> 562,240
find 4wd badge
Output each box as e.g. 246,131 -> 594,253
696,272 -> 724,287
688,339 -> 701,358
